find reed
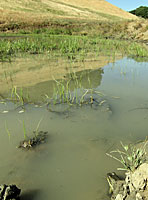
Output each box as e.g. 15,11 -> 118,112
10,86 -> 29,106
47,71 -> 105,109
18,118 -> 43,140
34,118 -> 43,137
5,121 -> 11,140
22,120 -> 27,139
0,35 -> 148,62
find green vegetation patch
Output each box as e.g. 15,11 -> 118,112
0,35 -> 148,62
129,6 -> 148,19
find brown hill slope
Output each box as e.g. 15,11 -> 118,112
60,0 -> 137,19
0,0 -> 137,22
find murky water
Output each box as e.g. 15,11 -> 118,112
0,57 -> 148,200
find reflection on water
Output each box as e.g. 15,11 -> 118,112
68,68 -> 104,88
130,56 -> 148,63
27,68 -> 104,102
0,57 -> 148,200
0,54 -> 115,97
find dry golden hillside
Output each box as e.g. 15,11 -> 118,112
0,0 -> 137,23
60,0 -> 137,19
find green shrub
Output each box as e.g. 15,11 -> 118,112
129,6 -> 148,19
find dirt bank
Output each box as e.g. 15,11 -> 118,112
108,141 -> 148,200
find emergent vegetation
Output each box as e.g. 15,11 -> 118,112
106,141 -> 147,172
0,35 -> 148,62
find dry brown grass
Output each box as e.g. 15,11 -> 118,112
0,0 -> 137,29
2,0 -> 147,42
127,19 -> 148,41
60,0 -> 137,19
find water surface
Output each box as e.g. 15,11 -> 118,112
0,57 -> 148,200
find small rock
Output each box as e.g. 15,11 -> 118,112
136,193 -> 143,200
128,163 -> 148,191
115,194 -> 124,200
126,192 -> 137,200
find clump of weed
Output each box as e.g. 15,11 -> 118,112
18,131 -> 48,150
106,141 -> 147,172
18,118 -> 48,150
45,71 -> 105,112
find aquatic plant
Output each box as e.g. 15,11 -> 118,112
45,69 -> 105,108
5,121 -> 11,140
33,118 -> 43,136
0,35 -> 148,62
11,86 -> 29,106
18,117 -> 43,140
22,120 -> 27,139
106,141 -> 147,172
47,81 -> 105,112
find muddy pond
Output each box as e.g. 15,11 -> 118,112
0,55 -> 148,200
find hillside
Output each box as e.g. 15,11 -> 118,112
0,0 -> 137,24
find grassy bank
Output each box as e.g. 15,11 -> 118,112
0,35 -> 148,62
0,18 -> 131,38
1,14 -> 148,43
